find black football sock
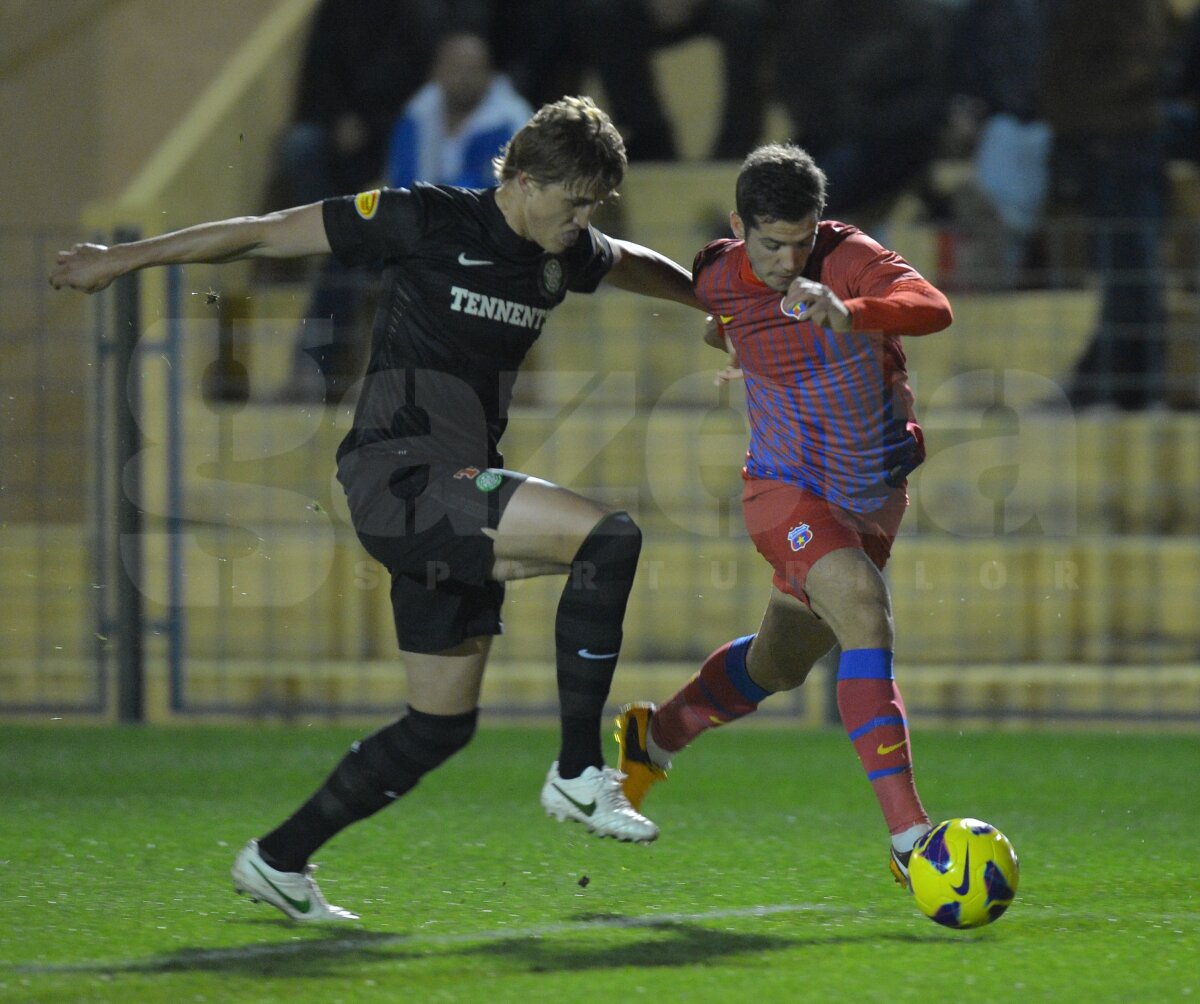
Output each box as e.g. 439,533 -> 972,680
257,707 -> 477,872
554,511 -> 642,779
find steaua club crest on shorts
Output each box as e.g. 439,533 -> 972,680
539,255 -> 565,298
788,523 -> 813,551
354,189 -> 381,220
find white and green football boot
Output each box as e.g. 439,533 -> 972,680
231,840 -> 359,922
540,762 -> 659,843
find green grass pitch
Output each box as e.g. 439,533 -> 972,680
1,723 -> 1195,1002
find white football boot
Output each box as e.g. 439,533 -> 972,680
231,839 -> 359,922
540,762 -> 659,843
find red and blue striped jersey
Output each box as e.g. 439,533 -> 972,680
693,221 -> 952,513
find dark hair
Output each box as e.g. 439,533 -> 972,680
493,96 -> 626,195
735,144 -> 827,230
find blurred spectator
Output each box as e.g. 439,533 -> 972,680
774,0 -> 951,222
942,0 -> 1054,287
1040,0 -> 1172,410
1166,2 -> 1200,162
279,29 -> 532,403
950,0 -> 1046,127
269,0 -> 441,404
274,0 -> 439,207
385,32 -> 533,189
488,0 -> 589,108
582,0 -> 774,161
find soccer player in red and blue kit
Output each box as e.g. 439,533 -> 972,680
615,143 -> 954,889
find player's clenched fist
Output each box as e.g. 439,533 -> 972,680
49,243 -> 123,294
780,276 -> 852,331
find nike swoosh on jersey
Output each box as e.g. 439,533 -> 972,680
457,253 -> 494,266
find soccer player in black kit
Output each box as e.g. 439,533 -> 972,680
51,97 -> 701,921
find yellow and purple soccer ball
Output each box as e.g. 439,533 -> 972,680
909,818 -> 1019,929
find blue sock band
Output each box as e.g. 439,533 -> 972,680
837,648 -> 894,681
848,716 -> 906,741
725,634 -> 771,703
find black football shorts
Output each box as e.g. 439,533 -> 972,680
338,457 -> 527,654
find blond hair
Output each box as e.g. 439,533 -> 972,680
493,96 -> 626,195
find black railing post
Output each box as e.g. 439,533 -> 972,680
112,227 -> 144,723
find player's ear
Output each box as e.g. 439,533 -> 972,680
730,212 -> 746,240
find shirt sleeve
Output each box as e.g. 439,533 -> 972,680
829,233 -> 954,336
322,187 -> 425,268
848,281 -> 954,336
564,226 -> 616,293
690,239 -> 736,313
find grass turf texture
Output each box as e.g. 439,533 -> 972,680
0,724 -> 1195,1003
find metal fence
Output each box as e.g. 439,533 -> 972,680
3,216 -> 1199,725
0,228 -> 107,714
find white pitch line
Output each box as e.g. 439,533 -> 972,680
11,902 -> 846,975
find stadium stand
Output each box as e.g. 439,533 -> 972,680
3,0 -> 1200,727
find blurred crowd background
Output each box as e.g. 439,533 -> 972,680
3,0 -> 1200,724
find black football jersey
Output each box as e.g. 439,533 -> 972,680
323,184 -> 615,470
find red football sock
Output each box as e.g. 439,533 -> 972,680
650,635 -> 768,753
837,648 -> 929,834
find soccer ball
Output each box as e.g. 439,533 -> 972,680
909,818 -> 1019,929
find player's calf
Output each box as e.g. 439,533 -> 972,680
646,634 -> 770,754
256,707 -> 479,873
554,511 -> 642,777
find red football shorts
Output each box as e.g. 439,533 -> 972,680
742,476 -> 908,606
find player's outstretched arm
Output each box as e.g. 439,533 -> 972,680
49,203 -> 330,294
604,238 -> 702,310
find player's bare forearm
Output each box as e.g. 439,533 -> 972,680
604,239 -> 702,309
50,203 -> 330,294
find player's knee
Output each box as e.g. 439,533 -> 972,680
856,577 -> 893,636
755,657 -> 817,693
400,706 -> 479,769
839,599 -> 894,650
576,510 -> 642,572
808,555 -> 893,648
844,573 -> 891,621
748,635 -> 830,693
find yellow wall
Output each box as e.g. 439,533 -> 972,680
0,0 -> 314,525
0,0 -> 299,230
